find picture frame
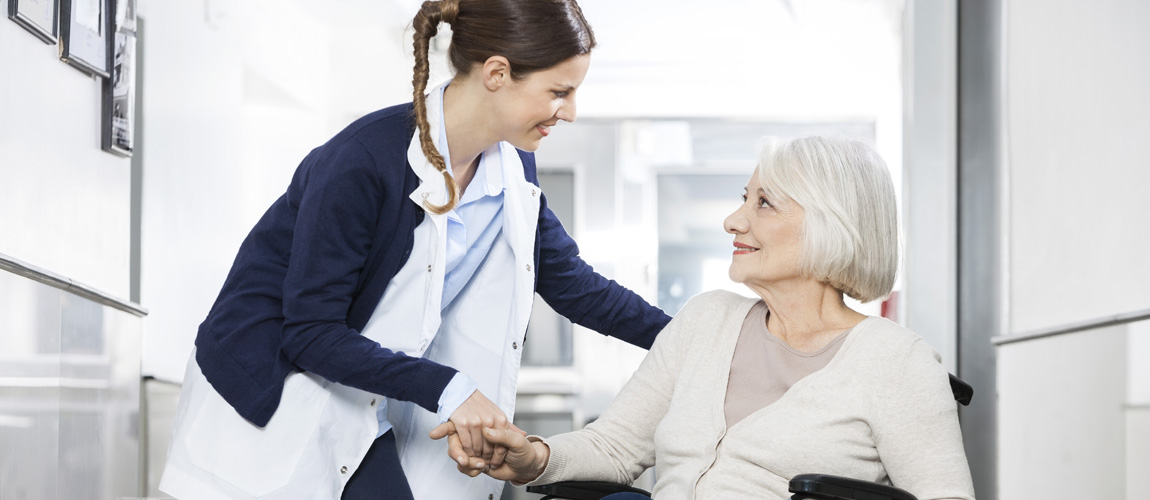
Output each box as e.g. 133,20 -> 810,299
101,0 -> 135,156
59,0 -> 108,78
7,0 -> 58,44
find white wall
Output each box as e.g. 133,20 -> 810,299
1004,0 -> 1150,334
1,15 -> 131,297
997,0 -> 1150,496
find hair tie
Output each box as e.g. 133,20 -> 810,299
440,0 -> 460,25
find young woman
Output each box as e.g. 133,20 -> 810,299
158,1 -> 670,499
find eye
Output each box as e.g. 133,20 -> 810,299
741,194 -> 748,203
758,197 -> 773,209
552,90 -> 570,98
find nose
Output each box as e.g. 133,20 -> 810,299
724,204 -> 749,235
556,95 -> 577,123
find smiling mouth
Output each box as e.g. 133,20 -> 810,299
536,122 -> 557,137
733,244 -> 760,255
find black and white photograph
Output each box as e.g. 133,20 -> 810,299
102,30 -> 135,156
102,0 -> 135,156
58,0 -> 108,77
7,0 -> 58,44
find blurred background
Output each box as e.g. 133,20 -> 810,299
1,0 -> 1148,498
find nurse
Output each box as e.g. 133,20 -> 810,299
157,0 -> 670,499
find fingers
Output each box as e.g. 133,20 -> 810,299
445,429 -> 470,467
480,426 -> 525,448
510,423 -> 528,437
455,456 -> 485,477
480,422 -> 496,462
429,421 -> 456,440
468,424 -> 484,461
490,444 -> 508,469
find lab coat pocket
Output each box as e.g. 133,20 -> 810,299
185,371 -> 332,497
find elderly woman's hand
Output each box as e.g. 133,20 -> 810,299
431,422 -> 549,483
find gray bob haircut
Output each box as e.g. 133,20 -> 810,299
756,136 -> 899,302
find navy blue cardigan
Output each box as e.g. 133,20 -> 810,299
195,103 -> 672,427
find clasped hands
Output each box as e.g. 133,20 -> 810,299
428,390 -> 550,484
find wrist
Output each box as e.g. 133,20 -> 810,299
513,440 -> 550,485
529,440 -> 550,481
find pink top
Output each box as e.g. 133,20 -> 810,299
724,301 -> 852,429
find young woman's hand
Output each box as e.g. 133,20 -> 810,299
430,390 -> 509,465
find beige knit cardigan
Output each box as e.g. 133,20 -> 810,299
528,291 -> 976,500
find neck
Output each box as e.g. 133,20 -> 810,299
751,279 -> 865,350
442,80 -> 498,194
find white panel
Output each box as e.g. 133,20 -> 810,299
1128,408 -> 1150,500
1005,0 -> 1150,333
998,326 -> 1127,499
1128,320 -> 1150,404
1130,320 -> 1150,500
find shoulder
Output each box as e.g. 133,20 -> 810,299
649,290 -> 758,363
294,103 -> 417,186
856,317 -> 923,347
684,289 -> 758,311
849,317 -> 944,374
325,102 -> 417,161
676,290 -> 760,326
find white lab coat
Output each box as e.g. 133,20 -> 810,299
159,84 -> 541,500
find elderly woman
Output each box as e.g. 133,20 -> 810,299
436,136 -> 976,499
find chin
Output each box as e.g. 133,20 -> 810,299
512,137 -> 542,152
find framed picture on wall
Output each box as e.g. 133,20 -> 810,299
59,0 -> 108,77
7,0 -> 58,44
102,0 -> 135,156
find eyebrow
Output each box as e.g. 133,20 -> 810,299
553,84 -> 575,91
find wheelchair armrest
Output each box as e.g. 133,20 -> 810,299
526,481 -> 652,500
949,374 -> 973,406
788,473 -> 918,500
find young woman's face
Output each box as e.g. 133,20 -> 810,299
723,168 -> 806,290
495,54 -> 591,151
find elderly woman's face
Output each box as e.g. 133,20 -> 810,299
723,168 -> 805,289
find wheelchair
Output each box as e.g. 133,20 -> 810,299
526,374 -> 973,500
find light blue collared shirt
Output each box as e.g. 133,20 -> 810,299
433,83 -> 506,422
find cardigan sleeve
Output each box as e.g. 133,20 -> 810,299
278,137 -> 457,414
527,292 -> 702,486
534,193 -> 671,349
871,339 -> 977,500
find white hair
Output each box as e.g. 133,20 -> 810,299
756,136 -> 898,302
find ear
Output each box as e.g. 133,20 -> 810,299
481,56 -> 512,91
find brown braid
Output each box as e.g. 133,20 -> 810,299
412,0 -> 461,214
